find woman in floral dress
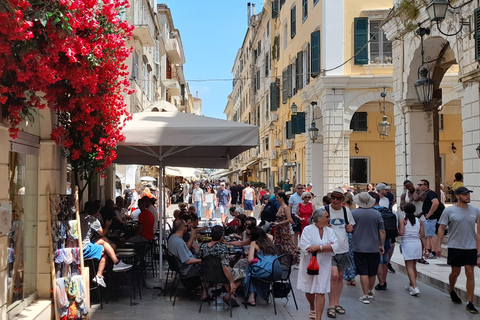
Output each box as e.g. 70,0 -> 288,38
272,192 -> 299,264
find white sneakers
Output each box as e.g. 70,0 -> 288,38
405,285 -> 413,291
410,287 -> 420,296
93,275 -> 106,287
113,260 -> 132,272
367,291 -> 374,299
359,295 -> 370,304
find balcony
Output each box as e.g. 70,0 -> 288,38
164,69 -> 181,96
132,0 -> 155,47
166,37 -> 181,64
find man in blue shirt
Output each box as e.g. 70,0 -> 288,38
216,182 -> 231,224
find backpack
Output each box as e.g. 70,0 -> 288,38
376,206 -> 398,239
261,200 -> 278,222
324,205 -> 349,225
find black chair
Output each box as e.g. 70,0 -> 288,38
275,244 -> 284,255
83,258 -> 103,309
162,244 -> 178,298
244,253 -> 298,315
164,249 -> 201,306
199,255 -> 233,318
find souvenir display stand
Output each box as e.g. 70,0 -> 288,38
47,189 -> 89,320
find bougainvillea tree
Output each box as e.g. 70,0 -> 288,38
0,0 -> 133,199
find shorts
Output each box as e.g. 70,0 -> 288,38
424,219 -> 437,237
244,200 -> 254,211
181,263 -> 203,278
354,252 -> 380,276
447,248 -> 478,267
218,205 -> 228,214
205,202 -> 214,210
379,240 -> 391,265
331,252 -> 351,271
83,242 -> 103,261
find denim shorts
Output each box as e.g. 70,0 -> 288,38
205,202 -> 214,210
424,219 -> 437,237
379,240 -> 391,265
244,200 -> 254,211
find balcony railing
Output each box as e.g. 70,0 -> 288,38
166,37 -> 181,64
132,0 -> 155,47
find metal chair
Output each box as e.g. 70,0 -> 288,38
162,244 -> 178,298
83,258 -> 103,309
199,255 -> 233,318
164,249 -> 201,306
244,253 -> 297,315
275,243 -> 284,255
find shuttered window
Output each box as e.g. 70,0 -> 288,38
311,30 -> 320,77
272,0 -> 279,18
286,121 -> 293,140
291,112 -> 306,134
287,64 -> 293,99
296,51 -> 303,91
270,82 -> 279,111
282,68 -> 288,104
354,17 -> 369,65
476,6 -> 480,61
291,6 -> 296,38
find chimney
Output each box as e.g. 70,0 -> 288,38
247,2 -> 251,26
252,3 -> 255,16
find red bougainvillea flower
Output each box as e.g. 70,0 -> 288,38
1,0 -> 133,178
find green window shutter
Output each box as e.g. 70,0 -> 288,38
270,82 -> 279,111
291,6 -> 296,38
287,64 -> 293,98
306,43 -> 310,84
282,68 -> 288,104
272,0 -> 279,18
476,7 -> 480,61
297,51 -> 303,91
291,115 -> 298,135
277,35 -> 281,61
354,17 -> 369,65
295,112 -> 306,134
311,30 -> 320,77
265,53 -> 269,76
286,121 -> 293,139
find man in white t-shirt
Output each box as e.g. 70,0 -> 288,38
376,183 -> 391,209
288,184 -> 304,248
242,182 -> 256,217
324,188 -> 355,317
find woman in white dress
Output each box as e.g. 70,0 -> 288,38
398,203 -> 426,296
298,208 -> 339,320
203,186 -> 215,220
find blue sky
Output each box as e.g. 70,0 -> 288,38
165,1 -> 264,119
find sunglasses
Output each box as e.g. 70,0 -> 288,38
331,196 -> 344,200
304,196 -> 312,199
418,183 -> 425,186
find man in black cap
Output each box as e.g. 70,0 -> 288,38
436,187 -> 480,314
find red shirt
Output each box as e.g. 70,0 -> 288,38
138,209 -> 154,241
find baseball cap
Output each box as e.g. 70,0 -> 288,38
220,182 -> 226,186
307,183 -> 314,187
454,187 -> 473,195
376,183 -> 390,191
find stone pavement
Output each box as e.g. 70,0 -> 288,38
88,204 -> 480,319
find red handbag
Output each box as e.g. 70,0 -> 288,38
307,251 -> 319,275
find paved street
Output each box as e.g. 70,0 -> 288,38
88,204 -> 480,320
89,264 -> 479,320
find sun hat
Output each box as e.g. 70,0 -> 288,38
353,192 -> 375,208
330,188 -> 345,196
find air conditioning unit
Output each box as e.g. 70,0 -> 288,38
270,150 -> 277,159
274,139 -> 281,147
286,140 -> 294,149
270,113 -> 278,122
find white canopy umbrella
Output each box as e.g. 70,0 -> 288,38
114,110 -> 259,283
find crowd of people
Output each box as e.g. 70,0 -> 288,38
159,177 -> 480,319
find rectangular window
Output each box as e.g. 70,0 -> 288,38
276,35 -> 281,60
350,112 -> 368,131
284,24 -> 288,50
476,6 -> 480,61
350,158 -> 369,184
311,30 -> 320,77
291,6 -> 296,38
286,121 -> 293,139
291,112 -> 306,134
305,45 -> 310,85
265,53 -> 269,77
314,0 -> 319,6
282,68 -> 288,104
296,51 -> 303,91
369,21 -> 392,64
256,69 -> 260,91
302,0 -> 308,21
272,0 -> 279,18
265,137 -> 269,151
287,64 -> 293,98
258,40 -> 262,54
439,113 -> 444,131
270,82 -> 279,110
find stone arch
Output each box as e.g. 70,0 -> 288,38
344,90 -> 394,129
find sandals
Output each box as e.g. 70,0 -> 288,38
327,307 -> 336,318
309,309 -> 316,319
335,305 -> 346,314
346,280 -> 356,286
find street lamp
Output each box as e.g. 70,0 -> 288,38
376,88 -> 392,138
414,25 -> 435,107
291,102 -> 298,115
425,0 -> 471,37
476,144 -> 480,158
308,122 -> 319,142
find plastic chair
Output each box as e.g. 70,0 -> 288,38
199,255 -> 233,318
244,253 -> 297,315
